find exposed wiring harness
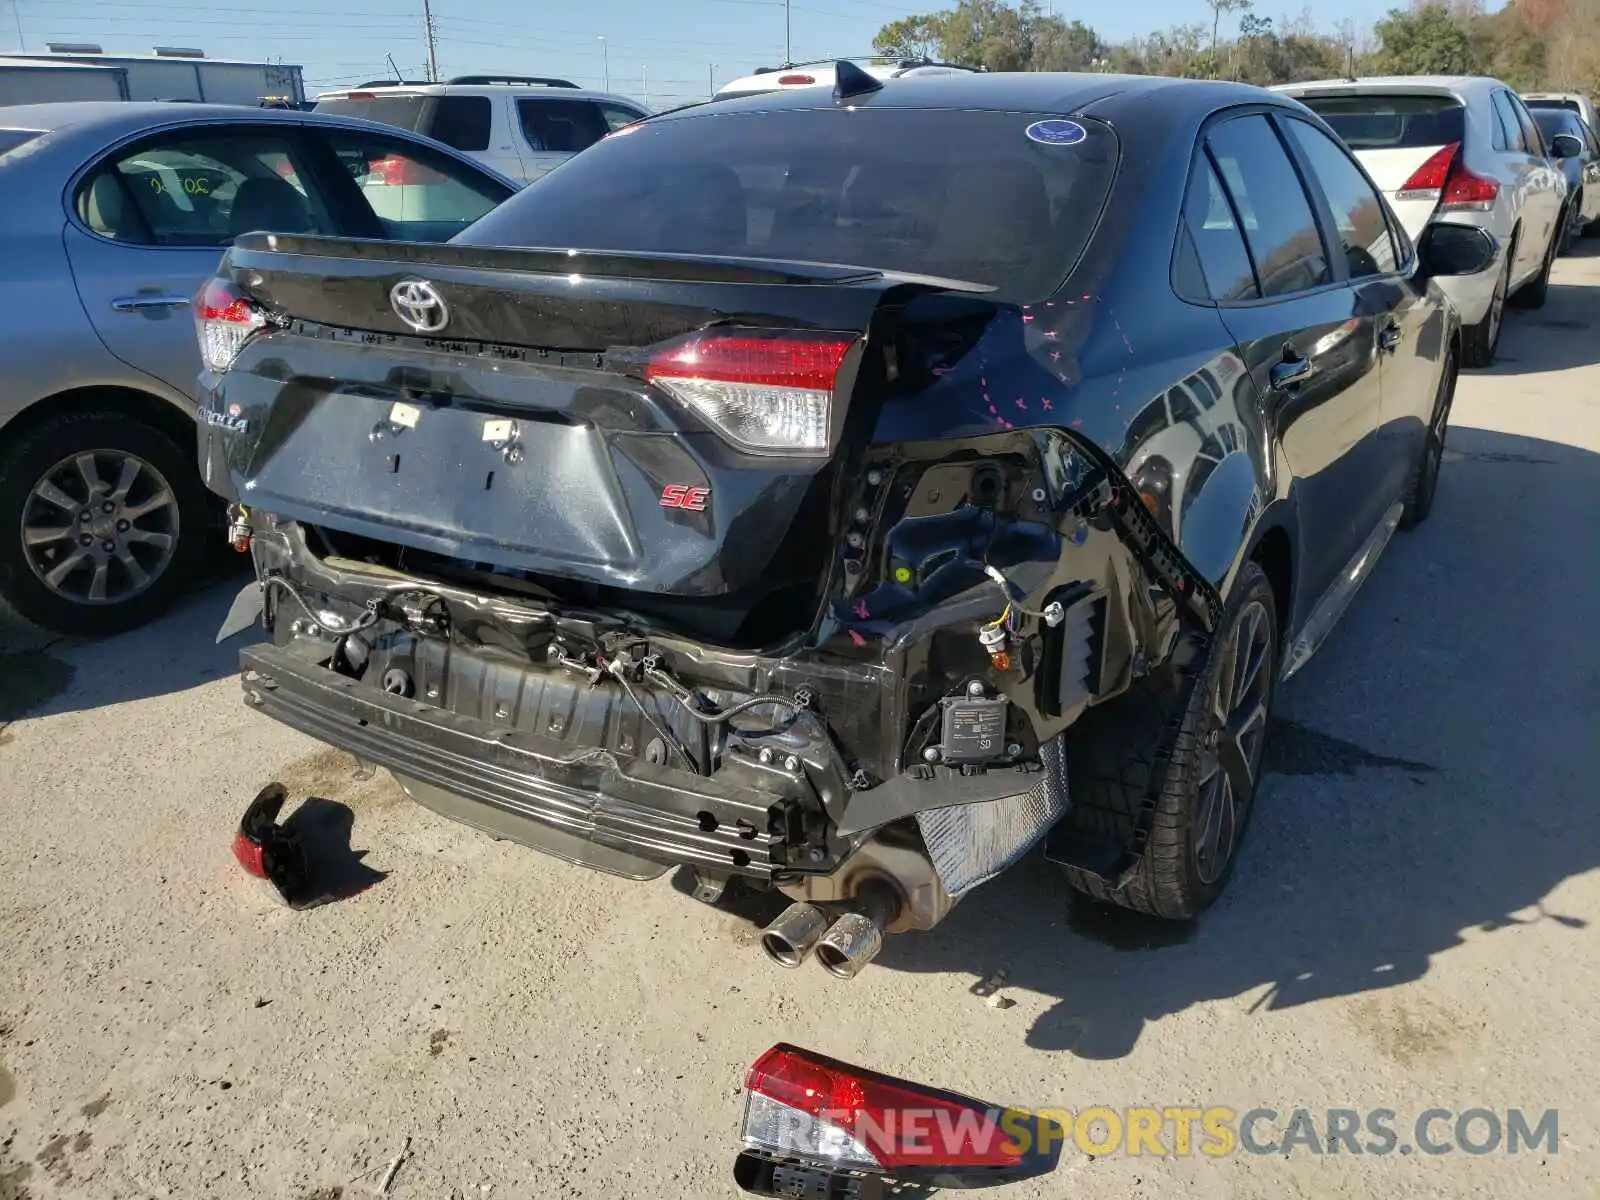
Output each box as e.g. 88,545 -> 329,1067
263,574 -> 381,636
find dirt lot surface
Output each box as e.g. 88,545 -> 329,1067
2,251 -> 1597,1200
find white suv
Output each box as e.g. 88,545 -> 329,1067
1276,76 -> 1566,367
313,76 -> 650,185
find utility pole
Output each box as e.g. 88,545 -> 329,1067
708,62 -> 715,99
642,64 -> 648,106
784,0 -> 791,64
598,36 -> 609,90
421,0 -> 439,83
10,0 -> 25,52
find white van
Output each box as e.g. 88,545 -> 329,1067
313,75 -> 650,184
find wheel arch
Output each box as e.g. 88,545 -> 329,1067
0,384 -> 197,461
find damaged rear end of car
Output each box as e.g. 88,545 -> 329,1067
197,96 -> 1223,975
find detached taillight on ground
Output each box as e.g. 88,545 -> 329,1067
735,1044 -> 1063,1194
645,333 -> 855,454
195,277 -> 266,372
1396,142 -> 1500,212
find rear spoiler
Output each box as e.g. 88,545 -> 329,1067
229,233 -> 995,293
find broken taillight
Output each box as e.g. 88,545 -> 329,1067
739,1044 -> 1057,1176
195,277 -> 266,373
645,333 -> 855,454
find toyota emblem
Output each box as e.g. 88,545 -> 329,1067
390,279 -> 449,333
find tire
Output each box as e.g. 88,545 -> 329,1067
1509,220 -> 1556,309
1400,345 -> 1456,531
1460,251 -> 1508,369
0,409 -> 209,637
1060,560 -> 1279,919
1558,197 -> 1579,255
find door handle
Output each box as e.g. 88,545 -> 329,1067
111,294 -> 192,312
1269,356 -> 1313,390
1378,323 -> 1402,352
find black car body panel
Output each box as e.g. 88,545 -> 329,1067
200,72 -> 1459,903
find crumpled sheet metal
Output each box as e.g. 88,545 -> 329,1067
915,736 -> 1069,899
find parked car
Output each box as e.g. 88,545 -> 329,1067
312,76 -> 649,184
1529,105 -> 1600,249
199,68 -> 1491,975
1522,90 -> 1600,136
1276,76 -> 1565,367
713,56 -> 980,103
0,101 -> 517,636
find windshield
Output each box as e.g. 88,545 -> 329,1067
1294,94 -> 1465,150
455,107 -> 1118,301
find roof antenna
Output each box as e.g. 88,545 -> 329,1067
833,58 -> 883,102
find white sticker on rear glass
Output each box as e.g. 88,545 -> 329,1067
389,401 -> 420,429
1025,119 -> 1087,147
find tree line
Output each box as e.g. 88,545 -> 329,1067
872,0 -> 1600,96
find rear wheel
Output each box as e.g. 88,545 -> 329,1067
1400,346 -> 1456,531
0,410 -> 209,637
1461,252 -> 1508,368
1060,560 -> 1279,919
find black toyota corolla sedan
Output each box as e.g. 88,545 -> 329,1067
198,66 -> 1492,973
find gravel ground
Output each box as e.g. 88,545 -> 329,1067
2,250 -> 1597,1200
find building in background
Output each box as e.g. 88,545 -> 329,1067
0,45 -> 304,107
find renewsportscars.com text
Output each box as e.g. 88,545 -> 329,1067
799,1105 -> 1559,1159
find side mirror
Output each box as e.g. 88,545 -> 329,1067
1417,222 -> 1498,279
1551,133 -> 1584,159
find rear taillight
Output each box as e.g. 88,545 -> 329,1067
1395,142 -> 1499,211
1395,143 -> 1459,200
1441,165 -> 1499,210
778,73 -> 816,85
645,333 -> 854,454
195,277 -> 265,373
741,1044 -> 1050,1174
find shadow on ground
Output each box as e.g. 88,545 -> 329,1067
721,427 -> 1599,1058
1486,241 -> 1600,373
0,556 -> 253,724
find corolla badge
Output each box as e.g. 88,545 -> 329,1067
390,279 -> 449,333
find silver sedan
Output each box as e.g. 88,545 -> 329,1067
0,101 -> 516,635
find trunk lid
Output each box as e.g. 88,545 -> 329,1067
209,234 -> 991,612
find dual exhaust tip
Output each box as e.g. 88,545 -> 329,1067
759,897 -> 890,980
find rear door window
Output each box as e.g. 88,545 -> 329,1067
1293,93 -> 1464,150
460,107 -> 1119,302
517,98 -> 609,153
1507,93 -> 1546,156
1180,153 -> 1259,301
1284,117 -> 1399,278
77,128 -> 334,246
1205,114 -> 1331,297
1493,92 -> 1528,152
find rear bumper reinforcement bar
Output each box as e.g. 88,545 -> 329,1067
240,643 -> 799,880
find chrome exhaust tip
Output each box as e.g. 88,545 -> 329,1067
814,911 -> 885,980
759,902 -> 830,968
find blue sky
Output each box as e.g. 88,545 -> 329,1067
7,0 -> 1445,109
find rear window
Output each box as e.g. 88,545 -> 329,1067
0,129 -> 42,158
1294,94 -> 1464,150
314,94 -> 492,152
456,108 -> 1119,301
1525,97 -> 1581,116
